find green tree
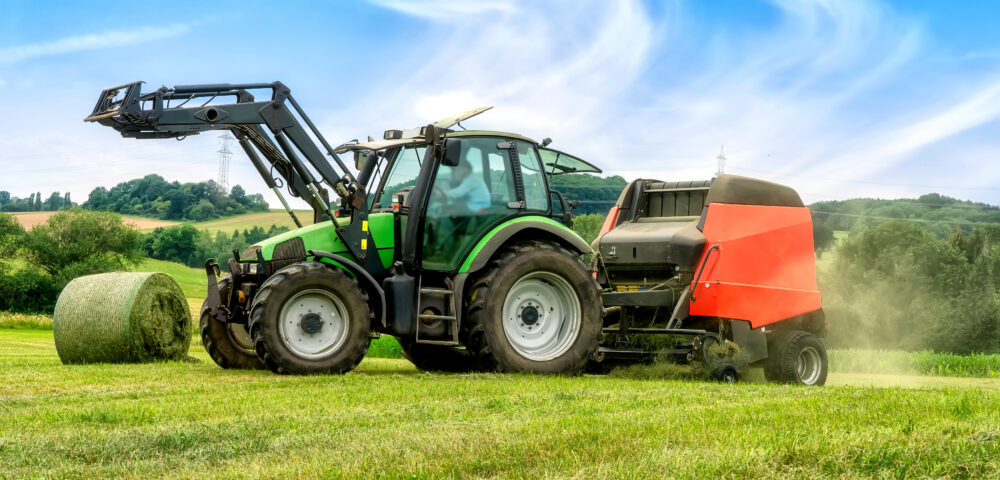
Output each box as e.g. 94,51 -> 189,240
812,220 -> 835,253
823,220 -> 999,353
147,225 -> 200,265
571,214 -> 606,244
44,191 -> 62,211
23,210 -> 144,286
0,213 -> 25,258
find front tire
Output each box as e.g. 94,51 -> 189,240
200,275 -> 265,370
463,241 -> 602,374
764,330 -> 828,386
249,262 -> 372,375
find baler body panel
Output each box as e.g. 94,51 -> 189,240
688,203 -> 820,328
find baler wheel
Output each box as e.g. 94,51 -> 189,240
249,262 -> 372,375
200,275 -> 265,370
462,241 -> 602,374
397,337 -> 478,372
712,364 -> 739,384
764,330 -> 828,386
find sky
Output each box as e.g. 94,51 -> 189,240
2,0 -> 1000,208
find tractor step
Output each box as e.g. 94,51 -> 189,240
414,279 -> 460,346
413,339 -> 461,346
419,314 -> 456,321
420,288 -> 454,296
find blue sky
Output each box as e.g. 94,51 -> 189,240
2,0 -> 1000,207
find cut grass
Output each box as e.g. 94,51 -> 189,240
830,349 -> 1000,378
1,329 -> 998,479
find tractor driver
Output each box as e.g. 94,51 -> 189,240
438,158 -> 490,216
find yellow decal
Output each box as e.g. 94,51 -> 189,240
361,238 -> 368,250
362,220 -> 369,232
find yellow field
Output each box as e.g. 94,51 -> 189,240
9,211 -> 179,231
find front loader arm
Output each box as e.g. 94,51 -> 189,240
85,81 -> 382,273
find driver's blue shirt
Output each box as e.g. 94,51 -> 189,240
445,174 -> 491,212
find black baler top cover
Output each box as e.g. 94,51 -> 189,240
705,174 -> 803,208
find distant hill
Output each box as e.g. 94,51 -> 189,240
809,193 -> 1000,238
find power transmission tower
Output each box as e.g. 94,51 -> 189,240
217,133 -> 234,192
715,145 -> 727,176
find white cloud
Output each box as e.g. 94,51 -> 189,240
0,24 -> 191,65
342,0 -> 1000,204
371,0 -> 517,21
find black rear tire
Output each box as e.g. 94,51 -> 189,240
462,241 -> 602,374
397,337 -> 478,372
200,275 -> 265,370
249,262 -> 372,375
711,364 -> 739,384
764,330 -> 828,385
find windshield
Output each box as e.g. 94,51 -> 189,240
376,146 -> 426,208
538,148 -> 602,176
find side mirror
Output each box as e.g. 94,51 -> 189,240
440,138 -> 463,167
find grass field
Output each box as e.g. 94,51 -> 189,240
1,329 -> 999,479
190,209 -> 313,235
133,258 -> 208,319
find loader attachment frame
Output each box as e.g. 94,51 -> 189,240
85,81 -> 382,274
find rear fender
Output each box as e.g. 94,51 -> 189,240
458,217 -> 592,274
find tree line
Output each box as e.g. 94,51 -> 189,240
3,174 -> 271,221
0,191 -> 75,212
142,224 -> 289,269
83,174 -> 269,221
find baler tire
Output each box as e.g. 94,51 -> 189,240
248,262 -> 372,375
711,364 -> 739,384
200,275 -> 265,370
397,337 -> 478,373
462,241 -> 602,374
764,330 -> 828,386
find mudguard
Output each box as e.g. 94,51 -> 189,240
458,217 -> 591,274
310,250 -> 387,327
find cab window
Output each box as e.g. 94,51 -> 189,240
517,142 -> 548,211
377,146 -> 425,209
422,137 -> 517,271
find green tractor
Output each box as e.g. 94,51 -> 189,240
86,82 -> 605,374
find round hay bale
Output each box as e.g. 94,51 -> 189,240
53,272 -> 192,364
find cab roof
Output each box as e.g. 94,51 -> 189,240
333,107 -> 601,175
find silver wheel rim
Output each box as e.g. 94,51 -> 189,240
278,288 -> 350,359
796,346 -> 822,385
227,324 -> 255,354
501,271 -> 581,361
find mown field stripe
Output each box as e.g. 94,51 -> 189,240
0,329 -> 998,479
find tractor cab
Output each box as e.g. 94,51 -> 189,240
339,113 -> 601,274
